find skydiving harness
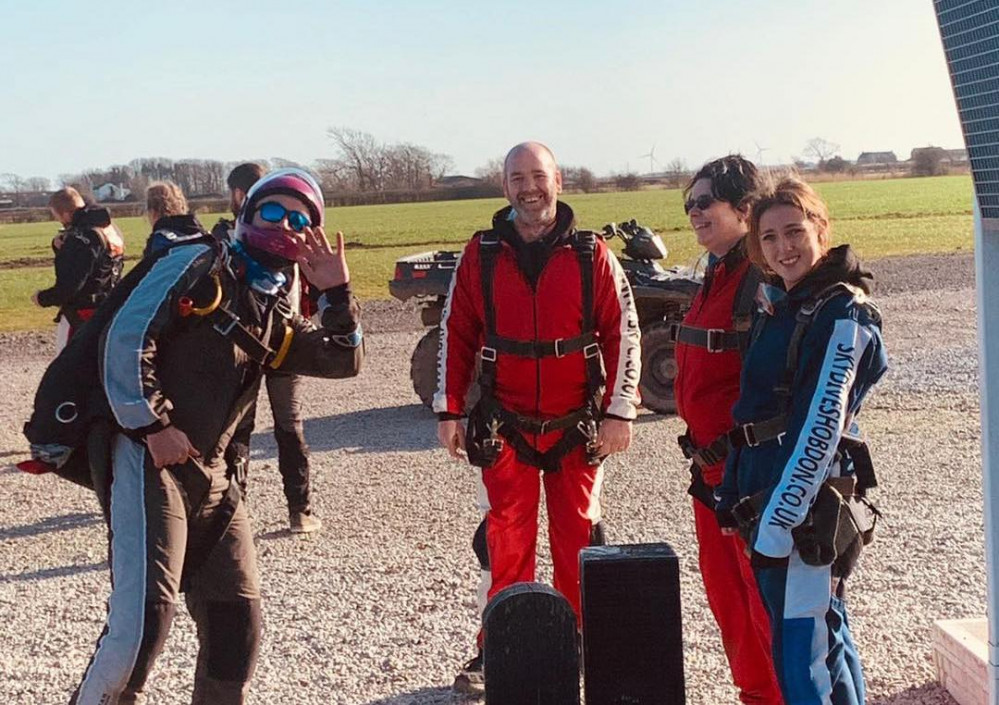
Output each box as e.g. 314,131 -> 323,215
669,243 -> 761,355
171,253 -> 297,589
177,251 -> 296,371
675,249 -> 763,506
467,229 -> 604,473
725,282 -> 882,571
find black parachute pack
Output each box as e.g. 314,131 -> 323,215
19,235 -> 223,493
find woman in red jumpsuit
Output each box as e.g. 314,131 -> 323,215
672,155 -> 782,703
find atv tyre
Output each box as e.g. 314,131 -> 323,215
639,322 -> 678,415
411,328 -> 480,411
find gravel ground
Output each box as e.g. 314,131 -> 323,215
0,252 -> 983,704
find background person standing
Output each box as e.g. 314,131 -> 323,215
215,163 -> 322,534
33,187 -> 124,352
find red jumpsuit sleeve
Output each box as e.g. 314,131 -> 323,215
593,242 -> 642,419
432,238 -> 483,415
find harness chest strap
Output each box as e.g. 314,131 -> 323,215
179,272 -> 291,369
669,323 -> 746,353
671,246 -> 761,354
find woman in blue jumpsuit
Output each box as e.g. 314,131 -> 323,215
716,176 -> 887,705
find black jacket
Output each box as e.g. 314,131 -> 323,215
98,241 -> 363,469
37,206 -> 124,315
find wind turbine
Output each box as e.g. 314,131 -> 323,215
753,140 -> 770,167
638,144 -> 659,175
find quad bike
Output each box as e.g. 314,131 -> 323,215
388,220 -> 701,414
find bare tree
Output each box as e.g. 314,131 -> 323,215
561,166 -> 598,193
475,158 -> 505,187
270,157 -> 303,169
312,158 -> 352,193
615,173 -> 641,191
666,158 -> 688,188
0,173 -> 27,206
327,127 -> 384,192
803,138 -> 841,168
912,147 -> 948,176
24,177 -> 51,192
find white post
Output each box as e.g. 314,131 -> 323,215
976,198 -> 999,705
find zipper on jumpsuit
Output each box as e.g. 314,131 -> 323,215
532,257 -> 542,448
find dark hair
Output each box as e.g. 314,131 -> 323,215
683,154 -> 761,209
226,162 -> 266,193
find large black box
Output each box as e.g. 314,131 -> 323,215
581,543 -> 685,704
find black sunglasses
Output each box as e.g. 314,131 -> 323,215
684,194 -> 716,215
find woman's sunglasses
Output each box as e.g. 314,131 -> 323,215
683,194 -> 716,215
257,202 -> 312,232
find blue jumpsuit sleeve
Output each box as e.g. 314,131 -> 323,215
714,446 -> 741,527
752,298 -> 877,559
101,244 -> 215,434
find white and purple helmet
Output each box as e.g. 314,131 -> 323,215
234,168 -> 325,267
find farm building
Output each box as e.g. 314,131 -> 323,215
910,146 -> 968,166
94,182 -> 131,202
437,175 -> 485,189
856,151 -> 898,166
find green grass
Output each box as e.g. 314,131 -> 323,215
0,175 -> 976,332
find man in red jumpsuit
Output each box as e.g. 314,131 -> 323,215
436,141 -> 641,691
673,155 -> 782,704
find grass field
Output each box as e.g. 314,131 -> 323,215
0,175 -> 974,332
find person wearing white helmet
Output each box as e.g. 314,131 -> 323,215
69,167 -> 363,704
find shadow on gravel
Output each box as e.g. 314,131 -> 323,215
0,511 -> 102,541
363,687 -> 478,704
252,404 -> 438,456
0,560 -> 106,583
871,682 -> 957,704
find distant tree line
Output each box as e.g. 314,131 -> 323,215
316,127 -> 453,194
0,131 -> 965,215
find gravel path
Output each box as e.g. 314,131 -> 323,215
0,252 -> 982,704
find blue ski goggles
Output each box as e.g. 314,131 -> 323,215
256,201 -> 312,232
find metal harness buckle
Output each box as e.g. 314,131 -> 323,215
742,423 -> 760,447
668,323 -> 681,343
213,308 -> 240,336
480,346 -> 497,362
554,338 -> 567,358
583,342 -> 600,359
706,328 -> 726,353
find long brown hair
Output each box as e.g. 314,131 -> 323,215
146,181 -> 188,221
747,175 -> 831,273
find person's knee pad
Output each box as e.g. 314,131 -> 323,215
204,599 -> 262,683
589,520 -> 607,547
472,519 -> 490,571
127,601 -> 177,691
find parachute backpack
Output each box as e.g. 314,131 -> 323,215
18,235 -> 221,499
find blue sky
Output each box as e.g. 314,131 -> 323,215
0,0 -> 964,182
